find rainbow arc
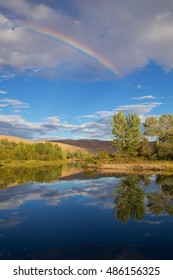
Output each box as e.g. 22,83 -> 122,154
27,25 -> 117,74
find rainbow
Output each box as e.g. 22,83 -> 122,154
26,25 -> 117,74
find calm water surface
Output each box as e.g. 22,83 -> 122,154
0,166 -> 173,260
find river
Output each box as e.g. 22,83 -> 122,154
0,165 -> 173,259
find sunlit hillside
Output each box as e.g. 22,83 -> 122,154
0,135 -> 32,144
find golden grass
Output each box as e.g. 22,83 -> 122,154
0,135 -> 32,144
86,161 -> 173,173
40,140 -> 87,154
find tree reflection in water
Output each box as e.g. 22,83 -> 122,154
148,175 -> 173,215
114,175 -> 145,223
0,165 -> 63,189
114,174 -> 173,223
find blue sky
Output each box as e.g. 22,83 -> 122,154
0,0 -> 173,140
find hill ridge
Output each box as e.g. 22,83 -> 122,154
50,139 -> 115,154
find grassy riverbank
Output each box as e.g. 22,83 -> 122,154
1,159 -> 173,172
85,161 -> 173,172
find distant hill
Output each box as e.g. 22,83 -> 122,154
42,141 -> 87,154
0,135 -> 116,154
50,139 -> 116,154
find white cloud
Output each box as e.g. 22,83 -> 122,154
137,85 -> 143,90
0,99 -> 162,140
0,0 -> 173,78
0,90 -> 7,94
0,98 -> 29,108
12,110 -> 21,113
79,101 -> 162,120
0,74 -> 15,80
47,116 -> 61,123
77,110 -> 114,120
132,95 -> 156,100
116,102 -> 162,115
0,113 -> 111,139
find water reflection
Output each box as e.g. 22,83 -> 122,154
0,175 -> 116,211
148,175 -> 173,215
0,165 -> 63,189
114,174 -> 173,223
115,176 -> 145,223
1,167 -> 173,259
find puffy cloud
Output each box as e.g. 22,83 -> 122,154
0,113 -> 110,139
80,101 -> 162,119
0,98 -> 29,108
116,102 -> 162,115
0,115 -> 46,138
0,0 -> 173,79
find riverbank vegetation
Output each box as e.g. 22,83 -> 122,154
83,113 -> 173,171
85,112 -> 173,164
0,140 -> 64,161
0,139 -> 87,166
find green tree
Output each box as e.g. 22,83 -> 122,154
34,143 -> 45,160
0,140 -> 64,161
144,114 -> 173,160
156,141 -> 173,160
143,116 -> 159,139
99,151 -> 109,160
0,139 -> 17,160
15,143 -> 28,160
111,112 -> 142,157
138,137 -> 153,159
144,114 -> 173,142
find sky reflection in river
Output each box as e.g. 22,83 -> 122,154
0,168 -> 173,260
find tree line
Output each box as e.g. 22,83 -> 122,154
0,139 -> 88,162
0,140 -> 65,161
111,112 -> 173,160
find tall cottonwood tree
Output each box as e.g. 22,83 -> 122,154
111,112 -> 142,157
144,114 -> 173,142
144,114 -> 173,160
